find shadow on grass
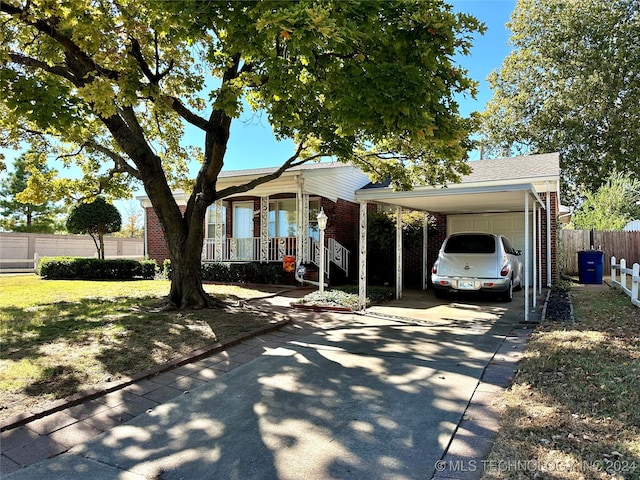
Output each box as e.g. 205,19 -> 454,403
485,288 -> 640,479
0,296 -> 274,404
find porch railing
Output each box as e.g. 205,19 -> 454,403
202,237 -> 296,263
202,236 -> 350,277
310,238 -> 350,277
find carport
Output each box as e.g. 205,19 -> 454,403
354,153 -> 560,322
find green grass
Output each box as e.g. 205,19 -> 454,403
0,275 -> 282,421
483,287 -> 640,480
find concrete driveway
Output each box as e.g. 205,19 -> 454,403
5,290 -> 536,480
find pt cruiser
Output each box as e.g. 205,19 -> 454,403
431,232 -> 523,302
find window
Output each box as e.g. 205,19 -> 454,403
206,203 -> 226,238
444,234 -> 496,254
501,237 -> 518,255
269,199 -> 297,237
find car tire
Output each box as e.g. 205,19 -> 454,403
502,279 -> 513,302
434,288 -> 448,300
514,275 -> 523,291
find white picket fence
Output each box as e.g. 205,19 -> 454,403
611,256 -> 640,308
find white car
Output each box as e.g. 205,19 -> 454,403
431,232 -> 523,302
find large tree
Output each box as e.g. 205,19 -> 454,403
0,0 -> 484,308
0,151 -> 63,232
481,0 -> 640,203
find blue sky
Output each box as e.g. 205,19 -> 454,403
218,0 -> 516,170
1,1 -> 517,206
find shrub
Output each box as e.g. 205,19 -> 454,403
163,260 -> 284,285
38,257 -> 157,280
163,259 -> 172,279
298,290 -> 362,310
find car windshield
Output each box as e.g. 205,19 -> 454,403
444,234 -> 496,254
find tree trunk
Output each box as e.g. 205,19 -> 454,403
98,228 -> 105,260
161,204 -> 221,310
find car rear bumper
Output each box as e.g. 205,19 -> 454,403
431,276 -> 511,292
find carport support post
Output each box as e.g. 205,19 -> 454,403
524,193 -> 530,322
396,206 -> 403,300
533,202 -> 537,308
423,212 -> 429,290
358,201 -> 368,310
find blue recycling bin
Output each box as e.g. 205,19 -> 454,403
577,250 -> 604,284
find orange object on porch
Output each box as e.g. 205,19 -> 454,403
283,255 -> 296,273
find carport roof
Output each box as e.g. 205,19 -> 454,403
355,153 -> 559,214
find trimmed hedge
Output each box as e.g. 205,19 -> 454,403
163,260 -> 284,285
38,257 -> 157,280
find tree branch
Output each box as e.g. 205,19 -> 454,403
215,144 -> 324,199
1,1 -> 119,80
7,52 -> 79,85
82,140 -> 141,179
165,96 -> 210,130
129,36 -> 174,84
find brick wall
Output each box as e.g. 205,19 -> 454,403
401,213 -> 447,288
538,191 -> 559,284
145,206 -> 170,264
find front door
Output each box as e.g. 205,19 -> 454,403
233,202 -> 254,260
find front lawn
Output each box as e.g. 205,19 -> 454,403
0,275 -> 282,422
483,287 -> 640,480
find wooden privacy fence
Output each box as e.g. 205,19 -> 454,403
560,230 -> 640,276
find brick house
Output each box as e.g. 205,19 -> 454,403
139,153 -> 560,308
140,162 -> 372,281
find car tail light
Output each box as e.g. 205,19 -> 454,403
432,261 -> 438,274
500,263 -> 511,277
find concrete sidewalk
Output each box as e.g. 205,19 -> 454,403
2,290 -> 538,479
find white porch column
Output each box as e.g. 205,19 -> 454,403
296,177 -> 309,265
358,201 -> 368,310
214,199 -> 224,261
301,194 -> 309,264
260,196 -> 269,263
396,206 -> 403,300
423,212 -> 429,290
524,192 -> 530,322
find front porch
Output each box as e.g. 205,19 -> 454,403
202,234 -> 351,278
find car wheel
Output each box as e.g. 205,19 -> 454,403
514,278 -> 522,291
502,279 -> 513,302
434,288 -> 448,300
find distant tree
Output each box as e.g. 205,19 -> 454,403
0,152 -> 63,232
481,0 -> 640,203
114,201 -> 144,238
570,172 -> 640,231
66,197 -> 122,259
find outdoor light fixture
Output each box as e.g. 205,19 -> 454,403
317,208 -> 328,231
317,208 -> 328,292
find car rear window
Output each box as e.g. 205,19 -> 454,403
444,234 -> 496,254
